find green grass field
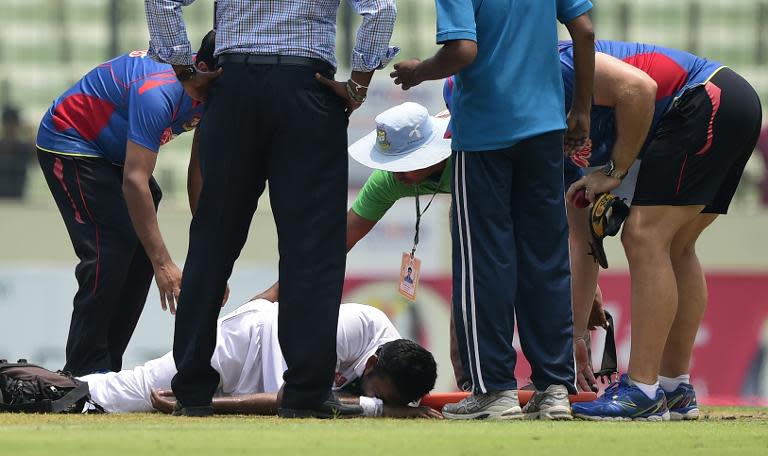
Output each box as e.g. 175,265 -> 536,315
1,408 -> 767,456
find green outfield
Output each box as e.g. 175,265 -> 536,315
1,408 -> 767,456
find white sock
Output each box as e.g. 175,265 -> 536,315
630,378 -> 660,400
659,374 -> 690,393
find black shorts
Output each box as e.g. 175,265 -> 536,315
633,67 -> 762,214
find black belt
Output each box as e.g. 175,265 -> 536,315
217,54 -> 335,76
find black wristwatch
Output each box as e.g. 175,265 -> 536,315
174,65 -> 197,82
602,160 -> 626,180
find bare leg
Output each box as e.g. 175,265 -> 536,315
622,205 -> 704,384
659,213 -> 718,377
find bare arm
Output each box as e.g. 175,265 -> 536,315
567,53 -> 657,203
568,205 -> 600,338
211,393 -> 279,415
276,392 -> 442,418
564,14 -> 596,154
150,389 -> 277,415
593,53 -> 657,174
151,389 -> 440,418
123,140 -> 181,313
321,392 -> 442,419
346,209 -> 377,251
390,40 -> 478,90
252,209 -> 377,302
567,203 -> 600,391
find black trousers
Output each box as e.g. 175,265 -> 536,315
37,149 -> 162,376
171,60 -> 348,407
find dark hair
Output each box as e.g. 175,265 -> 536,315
374,339 -> 437,403
196,30 -> 216,69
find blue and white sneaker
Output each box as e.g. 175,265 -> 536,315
572,374 -> 670,421
664,383 -> 700,421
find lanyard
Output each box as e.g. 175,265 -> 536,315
411,186 -> 439,258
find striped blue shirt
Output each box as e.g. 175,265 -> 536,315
145,0 -> 399,71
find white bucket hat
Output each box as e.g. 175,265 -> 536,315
348,102 -> 451,172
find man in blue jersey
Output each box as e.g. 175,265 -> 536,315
556,41 -> 762,421
390,0 -> 596,420
35,31 -> 217,377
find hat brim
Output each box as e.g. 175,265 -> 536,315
348,116 -> 452,172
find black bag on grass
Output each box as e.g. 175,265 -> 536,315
0,359 -> 90,413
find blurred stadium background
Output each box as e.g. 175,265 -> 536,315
0,1 -> 767,401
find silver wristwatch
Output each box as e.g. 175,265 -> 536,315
602,160 -> 626,180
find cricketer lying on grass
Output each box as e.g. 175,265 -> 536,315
79,300 -> 440,418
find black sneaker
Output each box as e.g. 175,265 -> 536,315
172,401 -> 214,417
278,397 -> 364,419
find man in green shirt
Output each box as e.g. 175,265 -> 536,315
256,103 -> 453,301
350,152 -> 451,223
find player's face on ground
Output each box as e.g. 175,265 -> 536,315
361,372 -> 404,405
393,160 -> 447,185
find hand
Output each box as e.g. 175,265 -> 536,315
178,67 -> 223,102
315,73 -> 362,116
150,389 -> 177,414
154,262 -> 182,315
565,109 -> 591,157
390,59 -> 423,90
574,336 -> 598,392
588,285 -> 609,330
566,169 -> 621,204
383,404 -> 444,419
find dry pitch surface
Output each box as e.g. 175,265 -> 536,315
1,407 -> 766,456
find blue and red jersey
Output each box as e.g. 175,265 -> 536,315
443,40 -> 724,183
558,40 -> 723,183
37,50 -> 203,165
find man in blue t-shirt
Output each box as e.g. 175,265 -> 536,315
390,0 -> 595,420
35,32 -> 216,377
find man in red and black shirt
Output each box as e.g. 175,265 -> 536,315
557,41 -> 762,420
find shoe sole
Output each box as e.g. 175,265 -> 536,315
670,408 -> 700,421
443,406 -> 523,421
574,411 -> 670,422
523,405 -> 573,421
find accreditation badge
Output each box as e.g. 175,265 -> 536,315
398,252 -> 421,301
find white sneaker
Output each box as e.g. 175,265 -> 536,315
442,390 -> 522,420
522,384 -> 572,420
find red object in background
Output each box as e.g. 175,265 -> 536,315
345,272 -> 768,403
421,391 -> 598,411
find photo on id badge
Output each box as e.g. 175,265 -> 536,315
398,252 -> 421,301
